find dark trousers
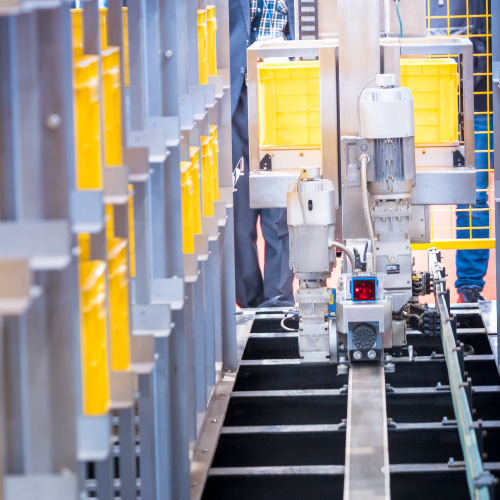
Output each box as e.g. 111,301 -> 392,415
232,84 -> 294,308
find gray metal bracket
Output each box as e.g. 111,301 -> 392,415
0,220 -> 71,270
190,84 -> 216,109
146,116 -> 181,147
127,129 -> 168,163
132,303 -> 172,337
150,277 -> 185,310
103,164 -> 129,204
124,146 -> 150,182
0,259 -> 32,315
70,189 -> 105,234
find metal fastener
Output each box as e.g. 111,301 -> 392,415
46,114 -> 61,129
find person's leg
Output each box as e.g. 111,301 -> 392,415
259,207 -> 294,307
455,113 -> 491,299
232,84 -> 263,307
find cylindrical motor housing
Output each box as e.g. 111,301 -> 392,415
287,174 -> 336,280
360,75 -> 416,198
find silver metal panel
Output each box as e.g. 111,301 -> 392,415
411,168 -> 476,205
150,277 -> 185,310
344,364 -> 390,500
132,304 -> 172,337
4,473 -> 77,500
249,171 -> 299,209
319,45 -> 339,204
409,205 -> 431,244
259,148 -> 322,171
338,0 -> 380,137
305,0 -> 425,39
0,220 -> 71,269
479,301 -> 497,335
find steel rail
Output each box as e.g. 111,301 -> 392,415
429,248 -> 493,500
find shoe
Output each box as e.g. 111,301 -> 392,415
457,287 -> 485,303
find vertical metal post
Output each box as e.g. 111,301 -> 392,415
37,4 -> 79,477
137,374 -> 157,500
221,209 -> 238,371
127,0 -> 146,131
152,336 -> 172,500
95,454 -> 114,500
117,408 -> 137,500
338,0 -> 380,137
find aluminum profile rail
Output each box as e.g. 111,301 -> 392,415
429,248 -> 494,500
344,364 -> 390,500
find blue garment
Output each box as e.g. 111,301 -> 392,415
230,0 -> 295,307
229,0 -> 295,117
455,114 -> 492,290
232,84 -> 294,308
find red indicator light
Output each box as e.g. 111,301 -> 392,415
352,279 -> 376,301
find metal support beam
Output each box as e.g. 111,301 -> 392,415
344,364 -> 390,500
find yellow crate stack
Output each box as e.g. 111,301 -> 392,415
400,58 -> 459,144
207,5 -> 217,77
197,9 -> 208,84
257,60 -> 321,147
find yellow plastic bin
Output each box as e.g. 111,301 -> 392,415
74,55 -> 103,190
102,46 -> 123,166
197,10 -> 208,85
400,58 -> 459,144
207,5 -> 217,77
79,259 -> 111,416
257,60 -> 321,147
107,237 -> 131,371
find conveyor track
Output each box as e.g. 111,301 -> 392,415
200,305 -> 500,500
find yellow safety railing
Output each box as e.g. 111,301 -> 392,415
416,1 -> 495,251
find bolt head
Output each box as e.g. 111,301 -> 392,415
353,351 -> 362,360
164,49 -> 173,58
367,350 -> 377,360
46,114 -> 61,129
